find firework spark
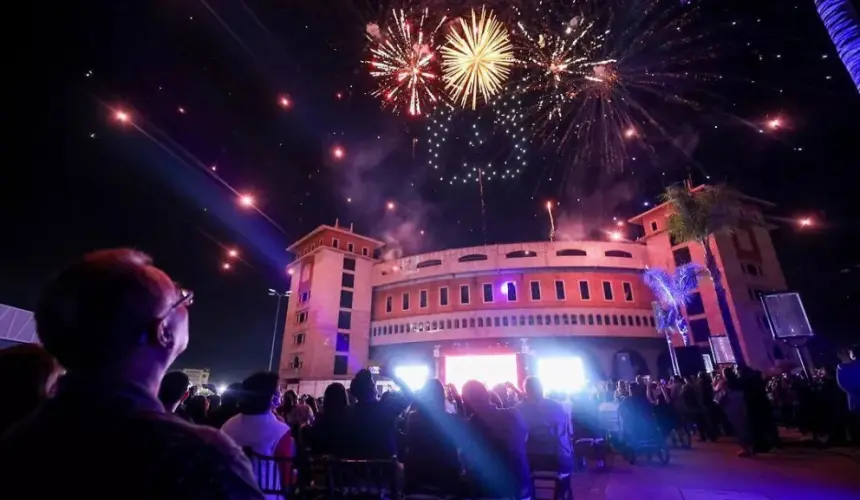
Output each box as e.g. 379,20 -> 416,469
441,7 -> 514,110
367,9 -> 445,116
516,16 -> 615,121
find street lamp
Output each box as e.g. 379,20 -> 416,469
267,289 -> 291,372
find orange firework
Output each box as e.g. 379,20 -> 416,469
367,9 -> 446,116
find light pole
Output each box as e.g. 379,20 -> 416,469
267,289 -> 291,372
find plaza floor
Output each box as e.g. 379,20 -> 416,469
570,435 -> 860,500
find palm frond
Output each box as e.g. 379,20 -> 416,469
643,268 -> 674,305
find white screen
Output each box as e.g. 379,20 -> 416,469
537,356 -> 587,393
445,354 -> 518,392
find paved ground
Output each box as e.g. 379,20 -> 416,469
570,435 -> 860,500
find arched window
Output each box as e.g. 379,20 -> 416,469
416,259 -> 442,268
458,254 -> 488,263
506,250 -> 537,259
605,250 -> 633,258
556,249 -> 587,257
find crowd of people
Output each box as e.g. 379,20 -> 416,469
0,248 -> 858,499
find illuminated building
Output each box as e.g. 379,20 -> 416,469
282,187 -> 801,395
181,368 -> 211,388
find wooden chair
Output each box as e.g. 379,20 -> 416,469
243,447 -> 297,499
305,456 -> 401,499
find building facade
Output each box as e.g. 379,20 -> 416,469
280,188 -> 801,395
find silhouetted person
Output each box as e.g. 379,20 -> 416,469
0,249 -> 262,499
307,382 -> 351,456
158,370 -> 190,414
460,380 -> 530,499
209,382 -> 243,429
0,344 -> 61,437
516,376 -> 573,474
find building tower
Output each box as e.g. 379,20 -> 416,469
280,222 -> 384,396
628,185 -> 799,370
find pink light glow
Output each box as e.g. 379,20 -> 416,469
333,146 -> 345,159
239,194 -> 255,207
279,95 -> 291,108
444,354 -> 518,393
115,111 -> 130,122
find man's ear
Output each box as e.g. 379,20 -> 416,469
147,317 -> 174,350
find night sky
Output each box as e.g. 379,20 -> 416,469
7,1 -> 858,383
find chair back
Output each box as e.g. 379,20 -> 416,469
243,447 -> 296,499
308,456 -> 400,499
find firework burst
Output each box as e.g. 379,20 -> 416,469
367,9 -> 446,116
516,15 -> 615,121
441,7 -> 515,110
513,0 -> 721,179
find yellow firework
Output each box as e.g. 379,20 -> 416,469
441,7 -> 514,110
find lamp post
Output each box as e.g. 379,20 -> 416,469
267,289 -> 291,372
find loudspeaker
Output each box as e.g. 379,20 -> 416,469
675,346 -> 705,377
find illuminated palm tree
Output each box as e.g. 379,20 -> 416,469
661,184 -> 746,366
643,263 -> 701,347
815,0 -> 860,92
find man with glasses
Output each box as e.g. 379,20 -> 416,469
0,249 -> 263,499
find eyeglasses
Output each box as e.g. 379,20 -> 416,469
165,286 -> 194,315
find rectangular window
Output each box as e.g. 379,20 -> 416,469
347,243 -> 354,253
362,247 -> 369,257
293,333 -> 305,345
385,296 -> 393,313
687,292 -> 705,315
460,285 -> 470,305
339,290 -> 353,309
419,289 -> 428,308
579,281 -> 591,300
337,311 -> 351,330
622,282 -> 634,302
555,280 -> 566,300
402,292 -> 410,311
650,221 -> 658,232
602,281 -> 614,301
333,355 -> 348,375
673,247 -> 692,266
343,257 -> 356,271
439,287 -> 449,306
341,273 -> 355,288
332,238 -> 340,249
335,333 -> 350,352
506,282 -> 517,301
689,318 -> 711,343
300,292 -> 310,304
530,281 -> 541,300
482,283 -> 494,303
297,311 -> 308,324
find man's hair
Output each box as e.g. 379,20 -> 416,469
158,371 -> 190,409
34,249 -> 168,371
461,380 -> 490,407
523,376 -> 543,399
349,369 -> 376,402
241,371 -> 280,414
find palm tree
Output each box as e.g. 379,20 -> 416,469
815,0 -> 860,92
643,263 -> 702,347
643,264 -> 701,376
661,184 -> 746,366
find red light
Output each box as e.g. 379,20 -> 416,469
333,146 -> 345,160
115,111 -> 129,122
239,194 -> 255,207
279,95 -> 291,108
